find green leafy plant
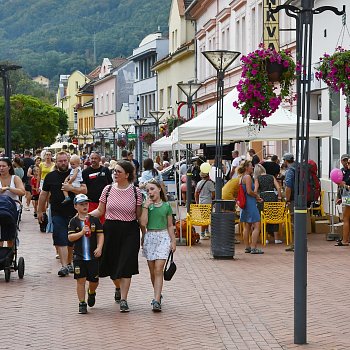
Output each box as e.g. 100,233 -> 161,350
315,47 -> 350,116
161,116 -> 187,136
233,44 -> 296,128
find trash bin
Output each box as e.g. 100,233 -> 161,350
211,200 -> 236,259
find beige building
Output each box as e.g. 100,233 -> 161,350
33,75 -> 50,88
153,0 -> 196,120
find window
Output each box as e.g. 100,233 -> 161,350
106,93 -> 109,113
135,67 -> 139,80
75,81 -> 79,90
95,98 -> 98,115
101,96 -> 104,114
167,86 -> 172,108
242,16 -> 246,55
251,7 -> 256,50
159,89 -> 164,109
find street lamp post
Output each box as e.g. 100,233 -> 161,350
110,127 -> 118,158
269,1 -> 345,344
149,110 -> 165,140
134,118 -> 147,167
177,83 -> 202,213
121,123 -> 132,149
0,64 -> 22,157
202,51 -> 240,202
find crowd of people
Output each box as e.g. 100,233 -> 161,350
0,149 -> 176,315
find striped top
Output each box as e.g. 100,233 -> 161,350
100,184 -> 142,221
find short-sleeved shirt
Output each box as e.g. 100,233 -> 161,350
262,161 -> 281,177
196,179 -> 215,204
222,177 -> 239,200
284,164 -> 296,200
82,166 -> 113,203
43,169 -> 81,217
100,184 -> 142,221
22,157 -> 35,184
68,215 -> 103,261
140,169 -> 163,184
145,202 -> 172,230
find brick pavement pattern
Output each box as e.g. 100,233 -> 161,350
1,209 -> 350,350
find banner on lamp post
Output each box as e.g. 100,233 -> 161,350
263,0 -> 280,51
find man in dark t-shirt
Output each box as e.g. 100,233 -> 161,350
22,150 -> 35,210
82,152 -> 113,215
262,155 -> 281,177
37,151 -> 87,277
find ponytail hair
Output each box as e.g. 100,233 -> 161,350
237,160 -> 252,175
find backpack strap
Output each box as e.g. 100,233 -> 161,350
133,186 -> 138,214
105,184 -> 112,202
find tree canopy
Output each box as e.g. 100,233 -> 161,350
0,95 -> 68,151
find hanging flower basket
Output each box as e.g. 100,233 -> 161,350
162,116 -> 187,137
128,139 -> 136,151
315,47 -> 350,116
116,139 -> 126,149
233,44 -> 296,128
140,132 -> 155,146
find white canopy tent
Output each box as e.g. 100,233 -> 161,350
47,141 -> 74,149
151,136 -> 200,152
171,88 -> 332,144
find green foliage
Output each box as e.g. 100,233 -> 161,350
0,94 -> 62,151
0,0 -> 171,83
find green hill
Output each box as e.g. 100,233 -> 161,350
0,0 -> 171,87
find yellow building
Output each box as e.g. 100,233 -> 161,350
60,70 -> 89,137
152,0 -> 196,118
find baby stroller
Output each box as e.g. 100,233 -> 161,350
0,196 -> 25,282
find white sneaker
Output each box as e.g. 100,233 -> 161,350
204,231 -> 211,238
24,206 -> 30,211
275,240 -> 283,244
200,234 -> 209,240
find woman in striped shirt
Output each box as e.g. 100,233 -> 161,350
89,160 -> 142,313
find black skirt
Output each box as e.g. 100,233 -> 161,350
99,219 -> 140,279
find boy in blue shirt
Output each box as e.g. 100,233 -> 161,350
68,194 -> 104,314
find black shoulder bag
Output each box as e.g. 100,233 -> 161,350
164,251 -> 176,281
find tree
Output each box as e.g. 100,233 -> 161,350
57,108 -> 68,136
0,94 -> 62,151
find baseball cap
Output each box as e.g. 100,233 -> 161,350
282,153 -> 294,161
73,194 -> 90,204
341,154 -> 350,161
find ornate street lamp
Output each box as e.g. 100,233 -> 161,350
0,64 -> 22,157
121,123 -> 132,149
269,1 -> 345,344
177,82 -> 202,213
149,110 -> 165,140
202,50 -> 240,201
134,118 -> 147,166
109,127 -> 118,157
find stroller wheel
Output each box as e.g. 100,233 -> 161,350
5,268 -> 11,282
18,257 -> 25,279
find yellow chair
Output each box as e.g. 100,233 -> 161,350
186,204 -> 212,247
310,190 -> 325,217
261,202 -> 292,246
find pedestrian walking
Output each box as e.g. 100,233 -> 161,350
0,157 -> 25,247
30,166 -> 40,218
140,179 -> 176,312
37,151 -> 87,277
238,160 -> 264,254
82,152 -> 113,223
22,150 -> 35,211
68,194 -> 104,314
89,160 -> 142,313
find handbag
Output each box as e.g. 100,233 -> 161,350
163,251 -> 176,281
236,178 -> 246,209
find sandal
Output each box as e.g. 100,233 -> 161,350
244,247 -> 251,253
250,248 -> 264,254
335,241 -> 349,246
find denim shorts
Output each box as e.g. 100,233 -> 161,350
52,215 -> 73,247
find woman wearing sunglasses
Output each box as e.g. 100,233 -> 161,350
89,160 -> 142,313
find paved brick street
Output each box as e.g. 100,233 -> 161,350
2,208 -> 350,350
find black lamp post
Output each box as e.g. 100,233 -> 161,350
109,127 -> 118,157
177,82 -> 202,213
134,118 -> 147,167
121,123 -> 132,149
202,51 -> 240,201
269,1 -> 345,345
149,110 -> 165,140
0,64 -> 22,157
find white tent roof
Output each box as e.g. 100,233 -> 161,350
47,141 -> 74,149
151,136 -> 199,152
172,88 -> 332,144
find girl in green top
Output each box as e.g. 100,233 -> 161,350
140,179 -> 176,312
